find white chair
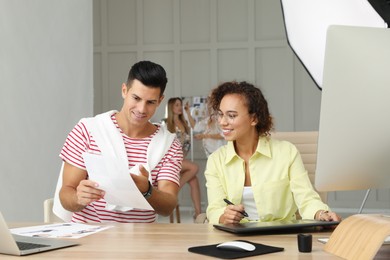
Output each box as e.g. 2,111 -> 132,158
43,198 -> 63,223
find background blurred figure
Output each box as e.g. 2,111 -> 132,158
166,97 -> 202,219
194,106 -> 226,157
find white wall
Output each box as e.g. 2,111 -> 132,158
92,0 -> 322,215
92,0 -> 390,217
92,0 -> 322,131
0,0 -> 385,222
0,0 -> 93,221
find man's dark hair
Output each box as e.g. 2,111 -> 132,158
126,60 -> 168,95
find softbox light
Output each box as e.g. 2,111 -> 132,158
280,0 -> 388,90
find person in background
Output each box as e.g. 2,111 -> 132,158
57,61 -> 182,223
166,97 -> 202,219
205,81 -> 342,224
194,103 -> 226,157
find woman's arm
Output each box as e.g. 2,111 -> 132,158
288,143 -> 341,221
184,102 -> 196,128
195,133 -> 224,140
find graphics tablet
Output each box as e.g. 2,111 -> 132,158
213,219 -> 339,234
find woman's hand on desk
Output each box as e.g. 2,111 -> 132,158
315,210 -> 342,222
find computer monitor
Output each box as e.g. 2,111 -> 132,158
315,25 -> 390,192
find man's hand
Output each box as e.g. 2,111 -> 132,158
130,164 -> 150,194
60,162 -> 106,212
130,164 -> 180,216
76,180 -> 105,207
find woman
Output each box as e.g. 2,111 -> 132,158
205,81 -> 341,224
194,104 -> 226,157
166,97 -> 202,218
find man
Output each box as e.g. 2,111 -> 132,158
57,61 -> 182,223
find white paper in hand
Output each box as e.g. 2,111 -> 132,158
82,153 -> 153,211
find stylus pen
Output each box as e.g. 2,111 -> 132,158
223,198 -> 249,217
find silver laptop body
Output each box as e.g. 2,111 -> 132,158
0,211 -> 78,256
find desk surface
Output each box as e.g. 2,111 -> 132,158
2,223 -> 390,259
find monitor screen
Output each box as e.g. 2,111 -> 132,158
315,25 -> 390,192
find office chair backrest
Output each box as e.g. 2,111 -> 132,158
270,131 -> 327,202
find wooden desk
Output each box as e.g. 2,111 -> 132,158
1,223 -> 390,259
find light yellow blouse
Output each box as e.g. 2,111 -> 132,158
205,136 -> 329,224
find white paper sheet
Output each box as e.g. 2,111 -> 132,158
83,153 -> 153,211
11,223 -> 112,239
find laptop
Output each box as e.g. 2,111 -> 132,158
213,219 -> 339,234
0,212 -> 78,256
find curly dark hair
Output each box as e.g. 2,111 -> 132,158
208,81 -> 273,136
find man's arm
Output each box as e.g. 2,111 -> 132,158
148,179 -> 179,216
131,165 -> 179,216
59,162 -> 105,212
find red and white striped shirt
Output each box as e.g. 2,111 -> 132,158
59,113 -> 183,223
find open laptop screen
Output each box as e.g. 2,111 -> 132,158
0,212 -> 78,256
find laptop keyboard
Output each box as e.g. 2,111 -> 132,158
16,241 -> 50,250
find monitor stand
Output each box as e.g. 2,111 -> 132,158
324,214 -> 390,259
358,189 -> 371,214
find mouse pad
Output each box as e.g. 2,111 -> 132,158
188,240 -> 284,259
